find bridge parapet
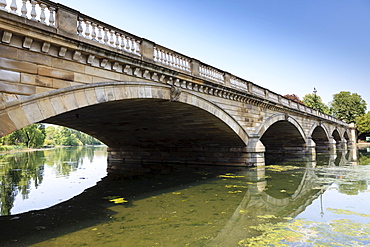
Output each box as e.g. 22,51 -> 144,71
0,0 -> 346,127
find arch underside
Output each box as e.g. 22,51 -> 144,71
1,82 -> 250,168
260,120 -> 306,155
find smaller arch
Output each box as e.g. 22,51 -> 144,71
257,113 -> 306,140
332,129 -> 341,143
259,114 -> 307,155
308,122 -> 330,140
309,122 -> 331,151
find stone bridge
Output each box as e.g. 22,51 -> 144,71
0,0 -> 355,172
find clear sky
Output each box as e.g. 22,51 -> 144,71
55,0 -> 370,108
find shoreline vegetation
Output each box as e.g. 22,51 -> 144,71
0,144 -> 107,154
1,143 -> 368,155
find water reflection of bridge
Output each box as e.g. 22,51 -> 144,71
208,146 -> 359,246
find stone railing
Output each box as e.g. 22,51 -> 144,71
0,0 -> 56,26
0,0 -> 346,126
153,46 -> 191,72
77,14 -> 141,57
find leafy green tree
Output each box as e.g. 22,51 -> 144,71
303,93 -> 331,114
44,125 -> 102,146
1,124 -> 46,148
356,111 -> 370,134
331,91 -> 367,123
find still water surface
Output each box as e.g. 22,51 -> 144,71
0,146 -> 369,246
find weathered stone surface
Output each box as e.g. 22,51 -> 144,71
18,50 -> 52,66
74,90 -> 89,108
60,92 -> 79,111
49,96 -> 67,115
8,106 -> 30,129
37,98 -> 56,119
0,69 -> 20,83
0,80 -> 36,95
74,73 -> 93,84
0,112 -> 17,136
85,66 -> 120,81
38,66 -> 74,81
51,58 -> 85,73
52,78 -> 71,89
21,74 -> 53,87
22,102 -> 44,123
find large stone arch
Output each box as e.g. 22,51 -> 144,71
0,82 -> 248,145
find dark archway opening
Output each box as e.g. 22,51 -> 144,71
42,98 -> 247,172
260,120 -> 306,162
332,129 -> 342,148
311,126 -> 329,152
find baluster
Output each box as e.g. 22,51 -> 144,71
21,0 -> 27,17
165,52 -> 170,65
115,33 -> 120,48
159,49 -> 164,63
120,34 -> 126,50
39,3 -> 46,24
130,38 -> 135,53
84,21 -> 91,38
77,18 -> 84,36
180,58 -> 185,70
103,28 -> 109,44
0,0 -> 7,12
135,40 -> 140,55
97,26 -> 103,42
10,0 -> 17,14
174,56 -> 179,68
30,0 -> 37,21
124,36 -> 130,51
109,30 -> 115,46
91,23 -> 97,40
163,51 -> 168,64
169,53 -> 174,67
48,6 -> 55,26
153,47 -> 158,61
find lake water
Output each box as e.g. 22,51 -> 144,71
0,146 -> 369,246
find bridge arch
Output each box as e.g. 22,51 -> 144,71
0,81 -> 253,168
257,114 -> 307,154
0,81 -> 248,144
309,122 -> 331,150
257,113 -> 306,140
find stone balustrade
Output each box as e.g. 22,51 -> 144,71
77,14 -> 141,56
153,46 -> 191,72
0,0 -> 56,26
199,64 -> 224,84
0,0 -> 346,126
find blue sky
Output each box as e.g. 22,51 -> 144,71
56,0 -> 370,108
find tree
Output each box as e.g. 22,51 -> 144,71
356,111 -> 370,134
303,93 -> 331,115
44,125 -> 102,146
331,91 -> 367,123
283,94 -> 304,104
2,124 -> 46,148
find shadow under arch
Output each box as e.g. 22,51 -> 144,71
309,122 -> 330,151
258,114 -> 307,155
0,82 -> 251,168
0,81 -> 248,145
257,113 -> 306,140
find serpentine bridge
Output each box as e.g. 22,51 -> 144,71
0,1 -> 356,173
